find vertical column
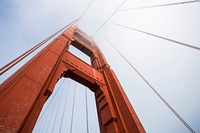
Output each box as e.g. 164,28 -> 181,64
0,34 -> 70,132
92,45 -> 145,133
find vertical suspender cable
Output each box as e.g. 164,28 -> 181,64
43,79 -> 65,133
38,79 -> 65,120
40,89 -> 58,133
34,104 -> 48,133
40,98 -> 57,133
37,79 -> 65,132
59,81 -> 70,133
48,85 -> 64,133
85,87 -> 89,133
102,35 -> 196,133
70,83 -> 76,133
51,79 -> 68,133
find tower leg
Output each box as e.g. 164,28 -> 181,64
0,36 -> 69,132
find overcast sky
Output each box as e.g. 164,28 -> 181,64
0,0 -> 200,133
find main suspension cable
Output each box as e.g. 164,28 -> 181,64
110,22 -> 200,51
70,83 -> 77,133
0,19 -> 78,76
102,35 -> 196,133
78,0 -> 94,21
120,0 -> 200,11
91,0 -> 127,37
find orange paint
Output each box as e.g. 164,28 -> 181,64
0,25 -> 145,133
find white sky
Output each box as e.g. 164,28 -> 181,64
0,0 -> 200,133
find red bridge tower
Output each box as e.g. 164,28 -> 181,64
0,25 -> 145,133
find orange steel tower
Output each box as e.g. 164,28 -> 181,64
0,25 -> 145,133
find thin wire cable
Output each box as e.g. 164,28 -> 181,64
44,79 -> 66,133
110,22 -> 200,51
59,81 -> 71,133
70,83 -> 76,133
78,0 -> 94,23
1,36 -> 49,71
51,79 -> 67,133
91,0 -> 127,37
38,79 -> 66,133
35,104 -> 48,133
85,87 -> 89,133
44,91 -> 60,133
40,95 -> 57,133
120,0 -> 200,11
38,79 -> 66,121
0,19 -> 78,76
102,35 -> 195,133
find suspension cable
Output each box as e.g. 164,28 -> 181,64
78,0 -> 94,22
120,0 -> 200,11
51,79 -> 67,133
85,87 -> 89,133
0,19 -> 78,76
110,22 -> 200,51
40,98 -> 57,133
102,35 -> 196,133
59,81 -> 70,133
91,0 -> 127,37
70,83 -> 76,133
38,79 -> 66,118
44,79 -> 66,133
44,90 -> 60,133
38,79 -> 65,132
35,104 -> 48,133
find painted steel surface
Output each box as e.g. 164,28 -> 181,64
0,25 -> 145,133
